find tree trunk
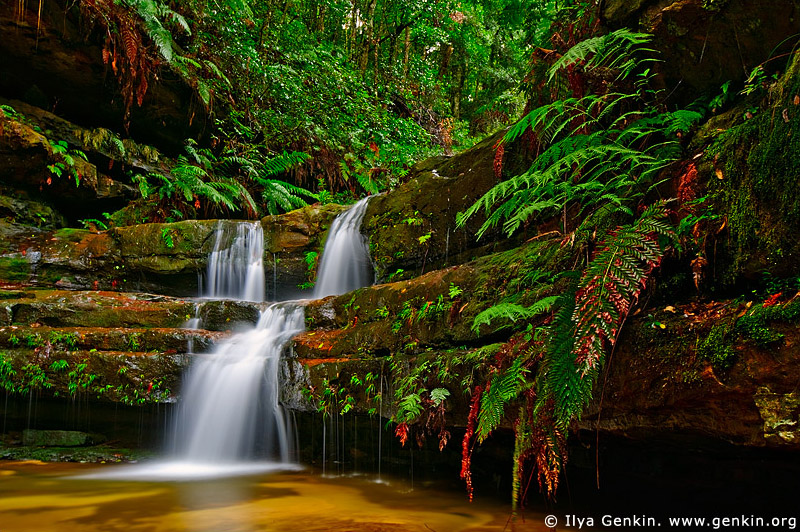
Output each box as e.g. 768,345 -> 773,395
359,0 -> 376,77
389,33 -> 397,76
402,25 -> 411,82
453,62 -> 464,118
373,31 -> 380,95
349,1 -> 359,66
438,44 -> 453,82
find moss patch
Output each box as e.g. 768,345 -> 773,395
705,54 -> 800,285
0,256 -> 30,282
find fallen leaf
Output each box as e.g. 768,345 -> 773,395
794,95 -> 799,105
783,108 -> 790,123
664,305 -> 676,313
715,168 -> 724,180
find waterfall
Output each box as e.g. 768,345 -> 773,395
84,200 -> 373,480
204,221 -> 265,302
170,304 -> 304,463
314,196 -> 373,298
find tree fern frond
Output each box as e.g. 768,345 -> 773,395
196,79 -> 211,107
472,296 -> 559,334
548,29 -> 655,83
204,59 -> 231,87
477,356 -> 528,443
175,55 -> 202,69
258,151 -> 311,178
571,202 -> 676,375
166,9 -> 190,34
142,19 -> 174,63
261,180 -> 313,215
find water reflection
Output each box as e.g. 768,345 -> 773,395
0,462 -> 547,532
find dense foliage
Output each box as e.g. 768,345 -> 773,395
77,0 -> 561,215
453,24 -> 699,506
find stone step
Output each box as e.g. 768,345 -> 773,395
0,325 -> 226,354
0,289 -> 263,330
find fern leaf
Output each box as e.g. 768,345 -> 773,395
258,151 -> 311,178
204,59 -> 231,87
548,29 -> 654,83
196,79 -> 211,107
477,357 -> 528,443
472,296 -> 559,334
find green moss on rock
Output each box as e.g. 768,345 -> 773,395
705,54 -> 800,284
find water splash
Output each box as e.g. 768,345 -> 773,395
313,196 -> 373,298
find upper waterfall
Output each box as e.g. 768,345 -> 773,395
313,196 -> 373,298
204,221 -> 265,302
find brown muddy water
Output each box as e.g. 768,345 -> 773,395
0,461 -> 550,532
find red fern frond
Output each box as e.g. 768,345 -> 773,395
571,204 -> 674,374
120,21 -> 139,68
460,385 -> 483,502
677,162 -> 699,204
493,140 -> 504,179
136,72 -> 148,106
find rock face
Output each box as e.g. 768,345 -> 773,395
363,130 -> 535,282
577,300 -> 800,449
0,0 -> 204,153
263,203 -> 348,299
0,288 -> 279,404
602,0 -> 800,105
0,204 -> 343,296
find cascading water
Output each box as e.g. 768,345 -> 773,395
170,304 -> 304,463
204,221 -> 265,302
163,219 -> 303,474
314,196 -> 373,298
85,200 -> 374,480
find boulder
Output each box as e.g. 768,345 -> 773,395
363,130 -> 536,282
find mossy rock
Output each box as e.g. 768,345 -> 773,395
0,325 -> 225,354
111,220 -> 219,272
362,130 -> 536,282
0,348 -> 185,404
0,256 -> 30,282
0,192 -> 66,230
700,52 -> 800,285
4,290 -> 195,329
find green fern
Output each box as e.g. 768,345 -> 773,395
458,32 -> 686,241
543,203 -> 676,427
259,151 -> 311,177
260,179 -> 316,215
396,392 -> 424,423
548,29 -> 657,83
472,296 -> 559,334
476,356 -> 528,443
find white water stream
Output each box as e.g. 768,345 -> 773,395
313,196 -> 373,298
84,200 -> 373,480
204,221 -> 265,302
